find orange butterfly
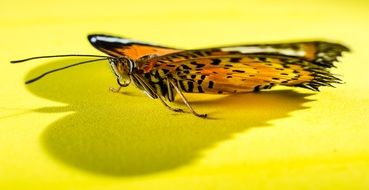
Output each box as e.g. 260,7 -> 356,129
11,34 -> 350,118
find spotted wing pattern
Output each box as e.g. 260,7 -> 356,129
146,53 -> 341,93
88,34 -> 181,60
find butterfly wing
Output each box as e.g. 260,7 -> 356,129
88,34 -> 181,60
146,53 -> 341,93
87,35 -> 348,93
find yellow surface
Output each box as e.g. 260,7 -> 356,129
1,0 -> 369,189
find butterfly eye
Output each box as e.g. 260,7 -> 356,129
118,57 -> 136,74
121,58 -> 131,69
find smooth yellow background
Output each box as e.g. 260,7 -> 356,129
1,0 -> 369,189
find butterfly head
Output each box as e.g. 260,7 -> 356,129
108,57 -> 136,87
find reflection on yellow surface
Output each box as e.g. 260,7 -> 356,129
0,0 -> 369,189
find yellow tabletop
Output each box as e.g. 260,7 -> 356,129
1,0 -> 369,189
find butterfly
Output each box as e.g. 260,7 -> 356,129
11,34 -> 350,118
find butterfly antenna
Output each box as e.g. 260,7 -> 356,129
10,54 -> 109,63
25,58 -> 107,84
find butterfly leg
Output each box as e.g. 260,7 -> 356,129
131,73 -> 184,113
156,95 -> 184,113
109,78 -> 129,93
167,78 -> 207,118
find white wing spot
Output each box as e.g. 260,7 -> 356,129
90,37 -> 97,43
92,36 -> 158,46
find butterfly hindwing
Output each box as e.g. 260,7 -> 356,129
147,53 -> 340,93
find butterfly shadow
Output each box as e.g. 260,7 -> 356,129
25,59 -> 314,177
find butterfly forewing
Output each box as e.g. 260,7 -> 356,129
88,34 -> 181,60
142,41 -> 349,69
88,34 -> 349,67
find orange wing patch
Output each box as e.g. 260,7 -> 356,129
88,34 -> 180,60
112,45 -> 181,60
